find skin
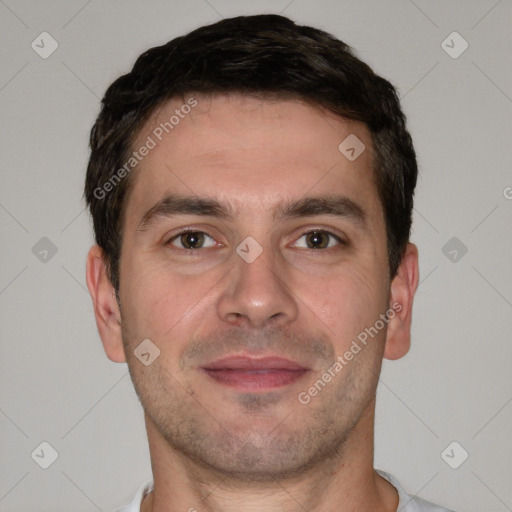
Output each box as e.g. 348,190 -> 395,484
86,93 -> 419,512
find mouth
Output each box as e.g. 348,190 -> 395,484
200,355 -> 310,391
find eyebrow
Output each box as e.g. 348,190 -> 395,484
137,193 -> 368,231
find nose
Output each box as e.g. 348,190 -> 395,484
216,245 -> 299,329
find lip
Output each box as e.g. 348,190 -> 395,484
200,355 -> 310,391
202,355 -> 309,371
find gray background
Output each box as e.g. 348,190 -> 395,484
1,0 -> 511,511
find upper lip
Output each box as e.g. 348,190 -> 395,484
201,355 -> 309,371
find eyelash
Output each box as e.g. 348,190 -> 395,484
164,228 -> 347,253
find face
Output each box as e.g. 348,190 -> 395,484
103,94 -> 401,480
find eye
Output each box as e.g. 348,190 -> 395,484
293,230 -> 344,250
166,230 -> 216,250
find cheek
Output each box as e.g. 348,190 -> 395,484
119,256 -> 222,344
299,263 -> 388,342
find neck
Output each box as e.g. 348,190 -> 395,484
141,398 -> 398,512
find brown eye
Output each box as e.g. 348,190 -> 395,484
294,230 -> 344,250
306,231 -> 329,248
167,231 -> 215,250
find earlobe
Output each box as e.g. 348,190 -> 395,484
383,243 -> 419,361
85,245 -> 126,363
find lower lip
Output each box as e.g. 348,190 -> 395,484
201,368 -> 308,391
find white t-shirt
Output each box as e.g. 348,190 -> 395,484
115,469 -> 455,511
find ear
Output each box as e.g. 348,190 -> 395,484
85,245 -> 126,363
383,243 -> 419,360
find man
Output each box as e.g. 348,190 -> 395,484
84,14 -> 455,512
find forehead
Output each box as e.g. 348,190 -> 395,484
126,93 -> 381,225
